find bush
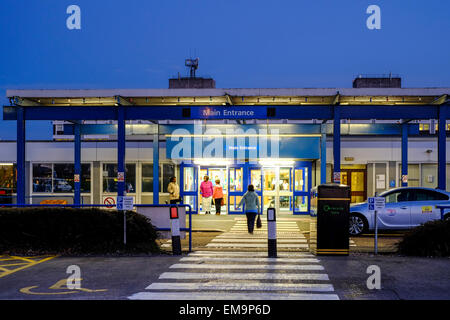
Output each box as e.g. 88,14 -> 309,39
397,219 -> 450,257
0,207 -> 161,255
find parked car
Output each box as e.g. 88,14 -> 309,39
349,187 -> 450,235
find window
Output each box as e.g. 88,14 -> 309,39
33,163 -> 91,193
141,163 -> 174,193
33,164 -> 53,193
384,191 -> 409,203
162,164 -> 175,193
410,189 -> 449,201
141,164 -> 161,193
0,164 -> 16,193
103,163 -> 136,193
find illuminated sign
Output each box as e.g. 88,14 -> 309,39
191,107 -> 265,119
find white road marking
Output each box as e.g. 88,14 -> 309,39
129,291 -> 339,300
146,282 -> 334,292
180,256 -> 320,263
169,263 -> 324,271
215,234 -> 306,238
210,238 -> 307,243
206,243 -> 308,248
188,251 -> 314,257
158,272 -> 330,281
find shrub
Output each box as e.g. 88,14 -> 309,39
397,219 -> 450,257
0,207 -> 161,255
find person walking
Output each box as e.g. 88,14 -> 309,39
200,175 -> 214,214
237,184 -> 261,234
213,179 -> 224,215
167,176 -> 180,204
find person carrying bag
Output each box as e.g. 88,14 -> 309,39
237,184 -> 261,234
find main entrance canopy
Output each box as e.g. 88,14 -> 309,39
4,87 -> 450,207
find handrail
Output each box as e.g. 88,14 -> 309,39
0,203 -> 193,252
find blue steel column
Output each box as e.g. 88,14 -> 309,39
74,123 -> 81,205
401,123 -> 408,187
333,106 -> 341,184
153,124 -> 159,204
117,107 -> 126,197
320,124 -> 327,184
16,107 -> 26,204
437,106 -> 447,190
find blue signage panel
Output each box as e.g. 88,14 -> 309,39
190,106 -> 267,119
166,134 -> 320,160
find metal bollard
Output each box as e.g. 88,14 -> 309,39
267,208 -> 277,258
170,206 -> 182,255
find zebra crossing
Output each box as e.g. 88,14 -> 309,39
128,219 -> 339,300
206,219 -> 308,250
128,250 -> 338,300
160,218 -> 356,250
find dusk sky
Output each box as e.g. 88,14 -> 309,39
1,0 -> 449,140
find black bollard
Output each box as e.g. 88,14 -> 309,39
170,206 -> 182,255
267,208 -> 277,258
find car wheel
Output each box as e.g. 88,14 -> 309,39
349,214 -> 367,236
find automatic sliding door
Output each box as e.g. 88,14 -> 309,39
250,167 -> 263,214
181,164 -> 198,213
279,167 -> 293,214
263,167 -> 277,212
228,166 -> 244,214
293,162 -> 311,214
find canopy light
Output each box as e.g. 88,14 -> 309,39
259,159 -> 295,166
194,159 -> 232,166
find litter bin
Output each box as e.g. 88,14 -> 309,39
310,184 -> 350,255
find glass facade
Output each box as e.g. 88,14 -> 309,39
102,163 -> 135,193
32,163 -> 91,193
0,164 -> 16,192
141,164 -> 161,192
141,163 -> 175,193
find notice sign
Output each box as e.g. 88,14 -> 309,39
117,196 -> 134,211
104,197 -> 115,208
368,197 -> 385,212
333,172 -> 341,183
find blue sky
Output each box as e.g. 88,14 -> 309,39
0,0 -> 449,139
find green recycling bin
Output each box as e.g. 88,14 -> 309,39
310,184 -> 350,255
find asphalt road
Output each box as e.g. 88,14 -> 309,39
1,253 -> 449,300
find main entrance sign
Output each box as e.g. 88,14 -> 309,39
191,106 -> 267,119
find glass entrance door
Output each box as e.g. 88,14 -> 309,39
341,169 -> 367,203
228,165 -> 244,214
262,167 -> 293,215
249,167 -> 263,214
279,167 -> 293,213
199,167 -> 228,214
293,165 -> 310,214
180,163 -> 198,213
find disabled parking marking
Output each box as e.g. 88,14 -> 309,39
0,255 -> 57,279
20,278 -> 107,295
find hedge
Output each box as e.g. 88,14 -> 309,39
0,207 -> 161,255
397,219 -> 450,257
